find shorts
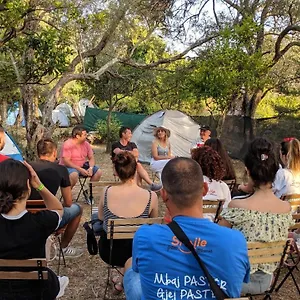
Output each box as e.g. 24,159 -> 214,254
58,204 -> 81,229
124,267 -> 142,300
67,161 -> 100,177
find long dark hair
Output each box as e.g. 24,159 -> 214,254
0,160 -> 30,214
205,138 -> 236,180
244,138 -> 279,187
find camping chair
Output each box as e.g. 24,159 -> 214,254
26,200 -> 66,275
274,200 -> 300,295
203,199 -> 225,223
75,175 -> 89,203
0,258 -> 48,299
103,217 -> 164,299
223,179 -> 236,192
246,239 -> 291,300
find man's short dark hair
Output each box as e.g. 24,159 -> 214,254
72,125 -> 86,138
37,139 -> 57,157
161,157 -> 203,209
119,126 -> 131,138
0,126 -> 4,133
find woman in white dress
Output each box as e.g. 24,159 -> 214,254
150,126 -> 174,181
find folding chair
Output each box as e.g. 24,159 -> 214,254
75,175 -> 89,202
103,217 -> 164,299
223,179 -> 236,192
246,239 -> 291,300
274,201 -> 300,295
0,258 -> 48,298
26,200 -> 66,275
203,199 -> 225,223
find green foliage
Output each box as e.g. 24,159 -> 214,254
95,115 -> 121,143
190,19 -> 269,113
255,93 -> 300,118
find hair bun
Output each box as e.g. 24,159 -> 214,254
0,191 -> 14,214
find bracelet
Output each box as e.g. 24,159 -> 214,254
36,183 -> 45,192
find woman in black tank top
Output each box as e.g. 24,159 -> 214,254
97,152 -> 158,292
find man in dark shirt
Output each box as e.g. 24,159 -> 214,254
111,126 -> 161,191
0,127 -> 9,162
30,139 -> 83,258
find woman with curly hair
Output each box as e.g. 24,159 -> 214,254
205,138 -> 236,181
191,146 -> 231,208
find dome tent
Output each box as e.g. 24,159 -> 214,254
52,110 -> 70,127
131,110 -> 199,163
1,131 -> 23,161
55,103 -> 74,117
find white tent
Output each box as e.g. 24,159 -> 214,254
77,99 -> 94,117
55,103 -> 74,117
1,131 -> 23,161
131,110 -> 199,163
52,110 -> 70,127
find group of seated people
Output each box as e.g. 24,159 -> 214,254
0,122 -> 299,299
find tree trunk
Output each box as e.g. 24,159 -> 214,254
106,103 -> 113,153
0,100 -> 7,125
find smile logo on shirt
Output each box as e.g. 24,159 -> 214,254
171,236 -> 207,254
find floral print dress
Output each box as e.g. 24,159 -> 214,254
221,208 -> 294,274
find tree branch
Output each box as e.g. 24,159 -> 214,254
67,6 -> 127,73
273,24 -> 300,63
121,34 -> 218,69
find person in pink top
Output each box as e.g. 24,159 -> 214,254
60,125 -> 102,189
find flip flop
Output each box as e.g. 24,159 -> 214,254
111,275 -> 123,294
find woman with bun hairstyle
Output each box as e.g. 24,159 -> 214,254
204,138 -> 236,181
0,159 -> 68,299
98,151 -> 158,293
220,138 -> 293,295
150,126 -> 174,181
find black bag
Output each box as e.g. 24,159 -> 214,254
83,222 -> 98,255
167,220 -> 248,300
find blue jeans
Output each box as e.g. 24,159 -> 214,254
58,204 -> 81,229
124,267 -> 142,300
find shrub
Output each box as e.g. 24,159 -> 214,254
95,115 -> 121,143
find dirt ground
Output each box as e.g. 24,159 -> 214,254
54,144 -> 299,300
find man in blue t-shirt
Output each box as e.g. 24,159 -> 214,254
123,157 -> 250,300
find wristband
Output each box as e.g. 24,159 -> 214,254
36,183 -> 45,192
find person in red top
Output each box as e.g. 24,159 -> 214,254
0,127 -> 9,162
59,125 -> 102,188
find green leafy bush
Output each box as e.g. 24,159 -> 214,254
95,115 -> 121,143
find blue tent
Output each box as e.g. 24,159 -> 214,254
1,131 -> 23,161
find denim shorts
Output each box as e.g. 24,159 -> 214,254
123,267 -> 142,300
58,203 -> 81,229
67,165 -> 99,176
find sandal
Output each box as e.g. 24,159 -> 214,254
111,275 -> 123,294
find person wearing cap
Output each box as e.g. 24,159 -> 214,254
190,124 -> 211,153
150,126 -> 174,181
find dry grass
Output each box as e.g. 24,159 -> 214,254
55,145 -> 299,300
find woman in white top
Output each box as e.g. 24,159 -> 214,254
150,126 -> 174,181
273,138 -> 300,201
191,146 -> 231,218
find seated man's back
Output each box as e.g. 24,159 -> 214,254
30,160 -> 69,199
133,216 -> 249,300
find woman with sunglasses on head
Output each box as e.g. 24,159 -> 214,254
150,126 -> 174,181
